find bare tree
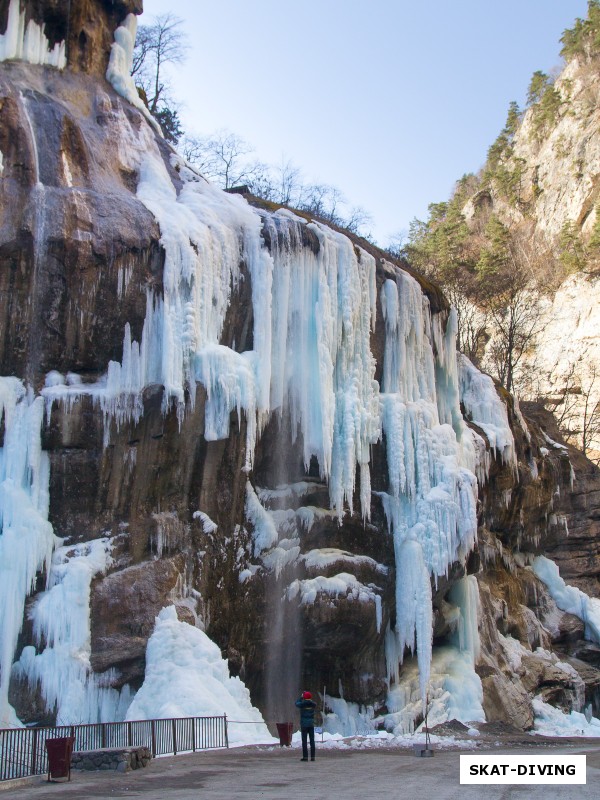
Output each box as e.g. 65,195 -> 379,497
182,130 -> 270,190
544,361 -> 600,464
297,183 -> 344,220
273,158 -> 303,205
484,278 -> 544,395
384,230 -> 408,259
180,130 -> 372,236
133,13 -> 187,114
580,366 -> 600,461
131,25 -> 153,78
345,206 -> 373,236
444,282 -> 489,365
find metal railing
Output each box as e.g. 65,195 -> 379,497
0,715 -> 228,782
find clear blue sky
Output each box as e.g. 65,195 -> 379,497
140,0 -> 589,245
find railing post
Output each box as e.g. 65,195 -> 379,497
31,728 -> 38,775
151,720 -> 156,757
172,718 -> 177,755
192,717 -> 196,752
128,721 -> 132,747
101,723 -> 106,749
224,714 -> 229,749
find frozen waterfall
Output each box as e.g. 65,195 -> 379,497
1,93 -> 518,726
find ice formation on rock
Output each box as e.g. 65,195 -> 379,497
125,607 -> 274,746
533,556 -> 600,643
383,575 -> 484,734
106,14 -> 162,136
0,378 -> 56,726
287,573 -> 383,633
379,278 -> 482,705
0,0 -> 66,69
13,538 -> 132,725
458,354 -> 516,469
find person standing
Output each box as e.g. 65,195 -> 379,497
295,690 -> 317,761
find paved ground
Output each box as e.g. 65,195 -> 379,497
5,742 -> 600,800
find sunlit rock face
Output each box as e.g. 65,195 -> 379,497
462,49 -> 600,463
1,0 -> 600,736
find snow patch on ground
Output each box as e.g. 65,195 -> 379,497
532,697 -> 600,737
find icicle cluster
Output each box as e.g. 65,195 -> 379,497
378,277 -> 480,704
13,538 -> 132,725
0,0 -> 66,69
383,574 -> 484,734
458,353 -> 516,469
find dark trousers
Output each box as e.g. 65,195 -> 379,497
301,726 -> 315,759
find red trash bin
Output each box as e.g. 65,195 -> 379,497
275,722 -> 293,747
45,736 -> 75,781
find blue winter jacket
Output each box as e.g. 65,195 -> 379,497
296,697 -> 317,728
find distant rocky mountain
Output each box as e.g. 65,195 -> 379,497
1,0 -> 600,738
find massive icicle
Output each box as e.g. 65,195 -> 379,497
0,378 -> 57,727
378,276 -> 479,705
106,14 -> 161,136
383,574 -> 484,734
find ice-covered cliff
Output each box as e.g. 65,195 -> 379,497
1,1 -> 600,737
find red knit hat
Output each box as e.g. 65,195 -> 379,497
302,691 -> 312,699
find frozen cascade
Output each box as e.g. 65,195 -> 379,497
379,277 -> 479,707
458,354 -> 516,470
43,147 -> 380,513
106,14 -> 161,136
0,378 -> 56,727
13,538 -> 132,725
448,575 -> 481,665
263,212 -> 379,518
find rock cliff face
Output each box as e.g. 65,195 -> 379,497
1,1 -> 600,735
463,33 -> 600,462
481,55 -> 600,241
